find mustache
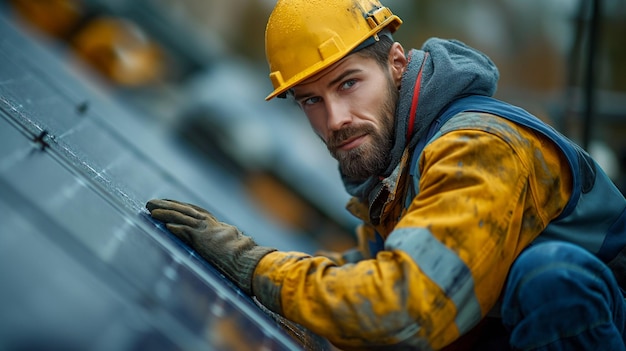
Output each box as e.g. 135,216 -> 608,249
327,125 -> 374,151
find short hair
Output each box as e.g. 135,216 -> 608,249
355,35 -> 395,69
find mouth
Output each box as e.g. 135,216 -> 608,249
337,133 -> 367,151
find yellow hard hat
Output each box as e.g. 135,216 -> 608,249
264,0 -> 402,100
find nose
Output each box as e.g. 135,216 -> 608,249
325,99 -> 351,132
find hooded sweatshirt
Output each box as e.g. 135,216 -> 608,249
342,38 -> 500,201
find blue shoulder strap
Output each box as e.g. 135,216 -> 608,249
408,95 -> 590,219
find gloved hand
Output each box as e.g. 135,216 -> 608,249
145,199 -> 276,295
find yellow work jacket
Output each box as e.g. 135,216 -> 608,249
253,111 -> 572,350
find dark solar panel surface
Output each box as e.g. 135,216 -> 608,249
0,9 -> 329,351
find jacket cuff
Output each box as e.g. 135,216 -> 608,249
251,251 -> 291,315
235,246 -> 277,295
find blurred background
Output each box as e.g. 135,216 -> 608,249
4,0 -> 626,250
0,0 -> 624,349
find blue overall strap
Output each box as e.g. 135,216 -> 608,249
409,95 -> 586,219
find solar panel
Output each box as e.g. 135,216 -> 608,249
0,9 -> 331,351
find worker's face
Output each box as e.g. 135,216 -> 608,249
293,43 -> 406,180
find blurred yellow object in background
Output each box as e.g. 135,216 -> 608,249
71,16 -> 165,86
10,0 -> 83,38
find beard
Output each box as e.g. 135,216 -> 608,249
327,76 -> 399,180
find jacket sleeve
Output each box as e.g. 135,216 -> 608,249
252,123 -> 571,350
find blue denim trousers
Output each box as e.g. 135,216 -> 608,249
501,241 -> 626,350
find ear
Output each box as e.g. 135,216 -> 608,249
388,42 -> 407,87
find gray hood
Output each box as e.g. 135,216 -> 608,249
343,38 -> 500,199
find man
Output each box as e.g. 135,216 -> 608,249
146,0 -> 626,349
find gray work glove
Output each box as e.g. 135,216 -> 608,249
146,199 -> 276,295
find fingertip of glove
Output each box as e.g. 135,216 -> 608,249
145,199 -> 156,211
145,198 -> 166,211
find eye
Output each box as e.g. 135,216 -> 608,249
340,79 -> 357,90
301,96 -> 321,107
